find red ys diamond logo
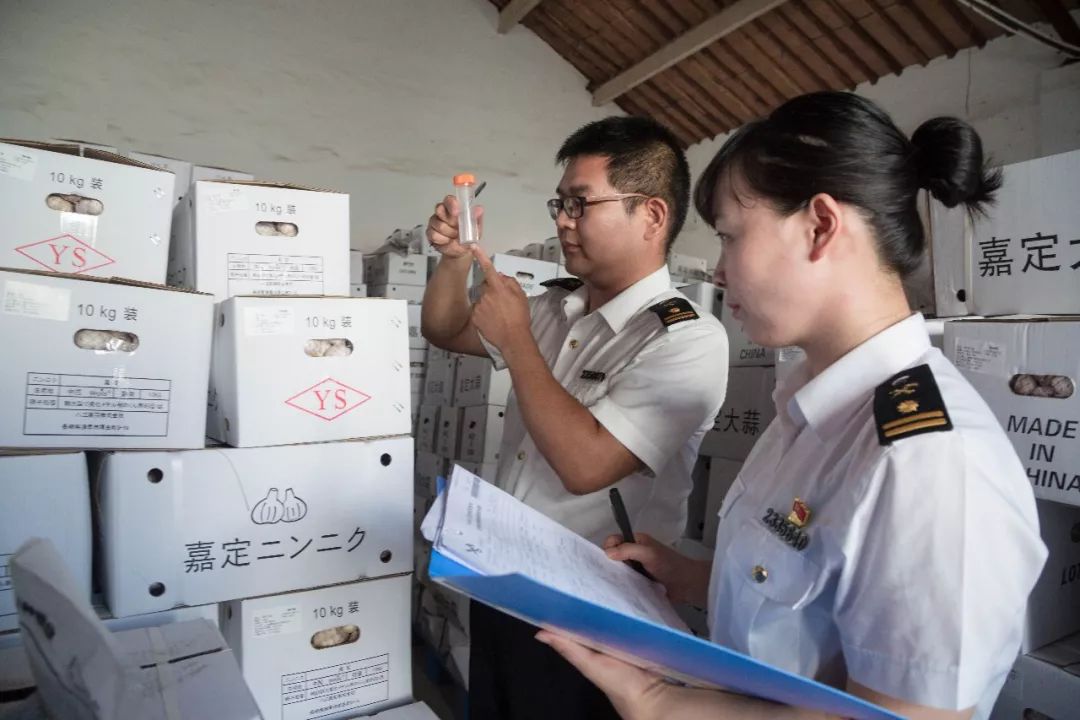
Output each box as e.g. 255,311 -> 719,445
285,377 -> 371,421
15,234 -> 115,274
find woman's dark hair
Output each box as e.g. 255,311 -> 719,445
693,92 -> 1002,276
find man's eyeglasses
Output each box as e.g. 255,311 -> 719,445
546,193 -> 650,221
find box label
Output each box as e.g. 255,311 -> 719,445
281,653 -> 390,720
953,338 -> 1006,376
206,186 -> 248,213
2,280 -> 71,321
228,253 -> 325,296
0,147 -> 36,181
244,306 -> 295,336
252,604 -> 302,638
23,373 -> 171,437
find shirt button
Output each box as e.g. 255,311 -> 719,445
751,565 -> 768,583
569,339 -> 579,349
517,450 -> 527,461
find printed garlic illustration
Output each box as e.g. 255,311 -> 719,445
45,193 -> 104,215
74,329 -> 139,353
255,221 -> 278,236
304,339 -> 353,357
251,488 -> 286,525
310,624 -> 360,649
45,195 -> 75,212
281,488 -> 308,523
276,222 -> 299,237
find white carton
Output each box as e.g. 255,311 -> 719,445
543,237 -> 563,264
720,304 -> 776,367
0,269 -> 212,449
0,140 -> 175,283
702,458 -> 742,548
208,296 -> 410,448
364,253 -> 428,286
350,250 -> 365,284
991,633 -> 1080,719
127,151 -> 193,205
170,180 -> 350,300
969,150 -> 1080,316
370,283 -> 426,305
459,405 -> 506,464
407,303 -> 427,350
472,254 -> 557,297
190,165 -> 253,183
523,242 -> 545,259
416,405 -> 441,454
1023,501 -> 1080,652
945,318 -> 1080,507
677,281 -> 721,318
669,252 -> 708,281
453,355 -> 512,407
0,452 -> 90,631
351,283 -> 368,297
53,138 -> 118,154
415,451 -> 443,502
219,575 -> 412,720
423,357 -> 455,406
96,438 -> 414,616
698,366 -> 777,461
437,406 -> 464,459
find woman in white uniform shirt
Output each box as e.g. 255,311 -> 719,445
536,92 -> 1048,720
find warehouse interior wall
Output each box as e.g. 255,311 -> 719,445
0,0 -> 619,254
677,15 -> 1080,265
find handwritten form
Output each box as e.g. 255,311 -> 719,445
421,465 -> 687,631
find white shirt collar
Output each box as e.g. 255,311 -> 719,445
780,313 -> 932,436
562,266 -> 672,334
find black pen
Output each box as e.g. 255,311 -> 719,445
609,488 -> 656,581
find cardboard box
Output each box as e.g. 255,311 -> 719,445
351,283 -> 367,297
416,405 -> 440,454
415,451 -> 443,502
702,458 -> 742,548
127,151 -> 193,205
350,250 -> 364,284
945,318 -> 1080,507
472,254 -> 557,297
719,304 -> 776,367
364,253 -> 428,287
0,452 -> 90,631
406,303 -> 427,351
427,346 -> 450,364
208,296 -> 410,448
1023,501 -> 1080,652
423,358 -> 455,406
523,242 -> 545,259
190,165 -> 253,183
12,538 -> 261,720
669,252 -> 708,281
698,366 -> 777,461
96,438 -> 414,616
219,575 -> 412,720
543,237 -> 563,264
459,405 -> 506,464
169,180 -> 350,300
677,281 -> 722,318
53,138 -> 118,154
453,355 -> 512,407
0,140 -> 175,283
436,406 -> 464,459
370,283 -> 426,305
0,268 -> 212,449
409,349 -> 427,409
990,633 -> 1080,720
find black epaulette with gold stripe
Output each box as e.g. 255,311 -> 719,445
540,277 -> 584,292
647,296 -> 699,328
874,364 -> 953,445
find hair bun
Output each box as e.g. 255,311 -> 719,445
911,117 -> 1001,214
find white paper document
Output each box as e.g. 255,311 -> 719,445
421,465 -> 687,630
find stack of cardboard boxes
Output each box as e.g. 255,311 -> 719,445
0,139 -> 424,719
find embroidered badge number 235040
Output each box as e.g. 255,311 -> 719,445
761,507 -> 810,551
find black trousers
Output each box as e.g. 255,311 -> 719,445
469,601 -> 621,720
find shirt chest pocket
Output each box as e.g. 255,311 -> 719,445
724,520 -> 822,610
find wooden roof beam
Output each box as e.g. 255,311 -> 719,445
1031,0 -> 1080,49
497,0 -> 543,34
591,0 -> 790,106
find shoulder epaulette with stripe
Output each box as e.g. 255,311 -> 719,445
540,277 -> 584,292
646,296 -> 700,329
874,364 -> 953,445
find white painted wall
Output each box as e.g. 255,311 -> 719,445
677,20 -> 1080,265
0,0 -> 619,253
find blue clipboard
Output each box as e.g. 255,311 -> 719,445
429,547 -> 902,720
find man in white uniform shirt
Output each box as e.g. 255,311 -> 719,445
422,116 -> 728,720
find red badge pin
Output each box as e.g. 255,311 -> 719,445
788,498 -> 811,528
